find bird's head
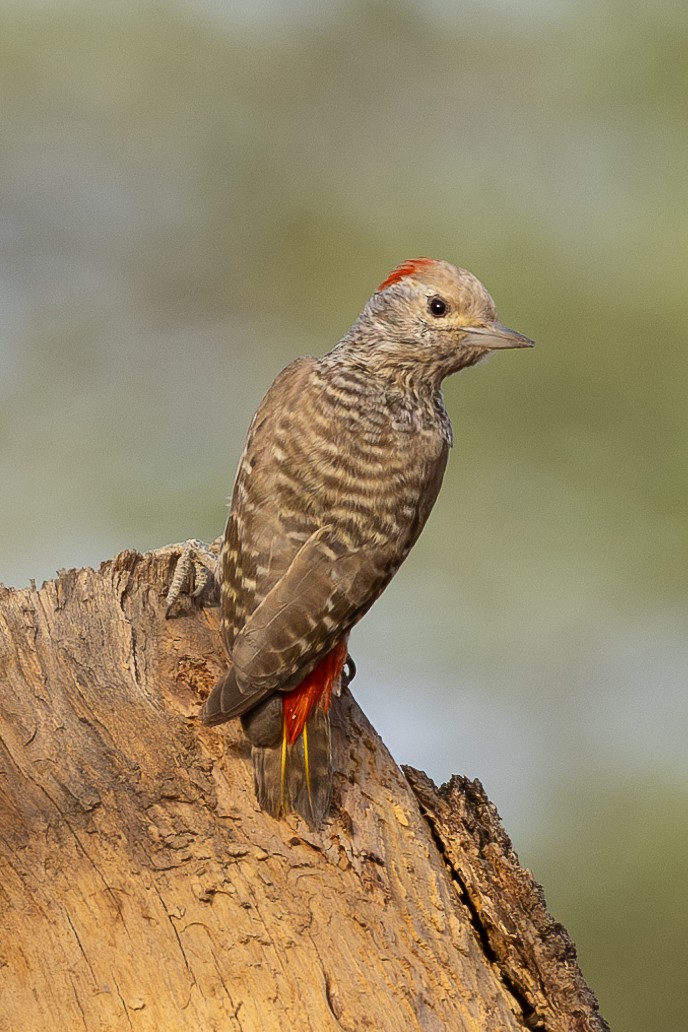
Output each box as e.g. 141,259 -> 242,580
345,257 -> 533,386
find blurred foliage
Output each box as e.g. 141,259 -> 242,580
1,2 -> 687,1027
533,773 -> 688,1030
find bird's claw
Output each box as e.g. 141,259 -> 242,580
165,537 -> 221,616
341,654 -> 356,689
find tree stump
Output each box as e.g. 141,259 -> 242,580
0,546 -> 608,1031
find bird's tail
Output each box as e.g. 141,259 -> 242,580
241,638 -> 350,828
251,705 -> 333,828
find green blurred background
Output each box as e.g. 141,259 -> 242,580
2,1 -> 687,1026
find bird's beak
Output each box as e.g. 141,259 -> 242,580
462,321 -> 535,350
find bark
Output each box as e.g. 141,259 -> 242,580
0,545 -> 608,1032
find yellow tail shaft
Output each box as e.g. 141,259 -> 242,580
279,708 -> 314,818
302,721 -> 313,812
253,705 -> 333,827
280,709 -> 288,814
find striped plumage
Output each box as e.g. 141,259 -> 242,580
202,258 -> 533,826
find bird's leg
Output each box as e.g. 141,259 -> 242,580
164,536 -> 222,616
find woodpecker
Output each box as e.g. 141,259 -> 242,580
200,258 -> 533,827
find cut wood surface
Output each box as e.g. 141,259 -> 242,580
0,545 -> 609,1031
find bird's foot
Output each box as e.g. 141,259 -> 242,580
164,537 -> 221,616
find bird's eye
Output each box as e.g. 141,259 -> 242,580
428,296 -> 448,317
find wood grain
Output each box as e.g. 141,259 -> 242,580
0,545 -> 607,1031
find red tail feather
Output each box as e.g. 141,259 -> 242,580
283,638 -> 348,745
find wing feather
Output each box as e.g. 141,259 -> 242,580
205,355 -> 450,726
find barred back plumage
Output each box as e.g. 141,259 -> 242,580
201,258 -> 533,827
